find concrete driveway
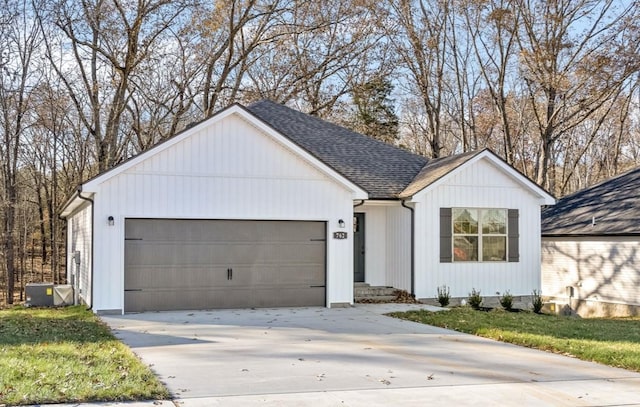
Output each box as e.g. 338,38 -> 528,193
102,304 -> 640,406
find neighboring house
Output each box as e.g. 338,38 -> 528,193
60,100 -> 554,314
542,167 -> 640,317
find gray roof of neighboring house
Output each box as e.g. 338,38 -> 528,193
542,166 -> 640,236
245,100 -> 428,199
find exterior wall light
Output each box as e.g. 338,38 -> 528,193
338,219 -> 345,228
108,216 -> 115,226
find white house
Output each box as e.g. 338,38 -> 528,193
542,167 -> 640,317
60,100 -> 554,314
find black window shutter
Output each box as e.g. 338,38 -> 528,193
440,208 -> 452,263
508,209 -> 519,262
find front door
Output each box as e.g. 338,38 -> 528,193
353,213 -> 365,282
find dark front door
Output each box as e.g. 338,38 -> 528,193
353,213 -> 365,282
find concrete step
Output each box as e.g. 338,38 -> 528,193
354,295 -> 398,302
354,285 -> 400,303
354,286 -> 396,297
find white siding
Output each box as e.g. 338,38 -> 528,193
385,205 -> 412,291
357,203 -> 412,290
542,237 -> 640,305
412,158 -> 543,300
357,205 -> 386,286
67,202 -> 92,306
90,114 -> 356,312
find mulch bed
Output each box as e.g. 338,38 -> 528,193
355,289 -> 422,304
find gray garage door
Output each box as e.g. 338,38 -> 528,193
124,219 -> 326,312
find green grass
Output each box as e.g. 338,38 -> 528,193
389,307 -> 640,372
0,306 -> 168,405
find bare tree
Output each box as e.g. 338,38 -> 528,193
240,0 -> 388,119
126,26 -> 201,152
516,0 -> 640,192
189,0 -> 291,117
0,0 -> 43,303
39,0 -> 191,172
464,0 -> 520,164
386,0 -> 452,158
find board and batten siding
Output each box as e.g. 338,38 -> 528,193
356,205 -> 386,286
357,203 -> 411,291
89,113 -> 357,313
410,158 -> 543,300
67,202 -> 92,306
542,237 -> 640,306
385,205 -> 412,291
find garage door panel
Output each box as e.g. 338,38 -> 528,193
227,244 -> 325,264
126,242 -> 324,266
252,265 -> 325,285
125,287 -> 252,312
124,219 -> 326,312
126,219 -> 326,242
252,287 -> 325,307
125,244 -> 210,266
125,264 -> 325,288
125,266 -> 230,289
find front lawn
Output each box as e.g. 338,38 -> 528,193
0,306 -> 168,405
389,307 -> 640,372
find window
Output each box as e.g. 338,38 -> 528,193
452,208 -> 507,262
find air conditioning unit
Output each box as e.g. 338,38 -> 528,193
25,283 -> 54,307
53,285 -> 74,306
25,283 -> 75,307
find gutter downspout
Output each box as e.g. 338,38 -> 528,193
54,214 -> 69,284
57,213 -> 68,287
76,187 -> 94,311
353,199 -> 365,210
401,200 -> 415,297
57,191 -> 79,287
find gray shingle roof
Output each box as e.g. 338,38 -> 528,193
399,149 -> 484,198
245,100 -> 428,199
542,166 -> 640,236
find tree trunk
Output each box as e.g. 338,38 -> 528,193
3,198 -> 16,304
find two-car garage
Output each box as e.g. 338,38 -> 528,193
124,219 -> 327,312
62,104 -> 369,313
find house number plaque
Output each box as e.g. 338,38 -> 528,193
333,231 -> 348,239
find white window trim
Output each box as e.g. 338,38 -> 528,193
452,208 -> 508,263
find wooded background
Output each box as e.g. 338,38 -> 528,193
1,0 -> 639,304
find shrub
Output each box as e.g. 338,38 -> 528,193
467,288 -> 482,310
500,290 -> 514,311
436,285 -> 450,307
532,289 -> 544,314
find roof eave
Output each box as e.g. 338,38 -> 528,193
74,102 -> 369,201
401,149 -> 555,204
80,104 -> 245,192
234,104 -> 369,199
60,188 -> 94,218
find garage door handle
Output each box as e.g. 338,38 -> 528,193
310,285 -> 325,288
227,268 -> 233,280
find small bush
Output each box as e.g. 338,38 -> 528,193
436,285 -> 450,307
467,288 -> 482,310
500,290 -> 514,311
532,289 -> 544,314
